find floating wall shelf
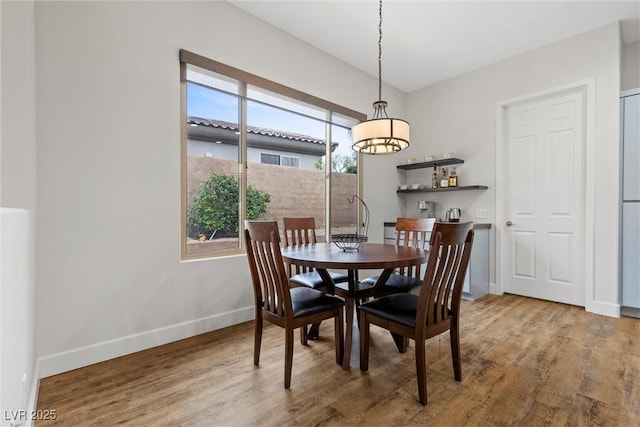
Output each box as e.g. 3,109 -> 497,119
396,157 -> 488,193
396,185 -> 488,194
397,157 -> 464,170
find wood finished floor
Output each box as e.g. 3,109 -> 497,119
36,294 -> 639,426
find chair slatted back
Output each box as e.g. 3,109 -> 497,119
418,222 -> 474,328
283,217 -> 319,276
245,221 -> 292,318
283,217 -> 318,246
394,217 -> 434,278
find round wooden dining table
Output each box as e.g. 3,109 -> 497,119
281,242 -> 427,369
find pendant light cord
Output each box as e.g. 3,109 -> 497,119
378,0 -> 383,102
351,0 -> 410,154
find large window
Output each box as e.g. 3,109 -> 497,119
180,50 -> 366,259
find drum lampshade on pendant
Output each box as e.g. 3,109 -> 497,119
352,0 -> 410,155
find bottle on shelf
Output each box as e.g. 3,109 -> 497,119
449,167 -> 458,187
439,167 -> 449,188
432,166 -> 439,189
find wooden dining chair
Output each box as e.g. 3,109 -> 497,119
360,217 -> 434,294
244,220 -> 345,389
359,221 -> 474,405
283,217 -> 349,290
283,217 -> 350,341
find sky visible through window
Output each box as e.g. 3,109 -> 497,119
187,82 -> 355,159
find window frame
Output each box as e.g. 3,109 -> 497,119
260,153 -> 281,166
180,49 -> 366,260
280,155 -> 300,168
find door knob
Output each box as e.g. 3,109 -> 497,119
506,220 -> 513,227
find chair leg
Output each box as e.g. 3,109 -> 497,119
308,322 -> 321,340
359,312 -> 370,372
391,332 -> 408,353
334,309 -> 344,365
450,322 -> 462,381
300,326 -> 308,346
254,313 -> 263,366
354,298 -> 370,327
354,298 -> 371,327
284,327 -> 294,389
415,338 -> 427,405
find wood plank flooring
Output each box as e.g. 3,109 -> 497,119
36,294 -> 640,426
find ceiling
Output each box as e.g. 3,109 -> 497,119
229,0 -> 640,93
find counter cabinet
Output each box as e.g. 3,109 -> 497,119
383,222 -> 490,301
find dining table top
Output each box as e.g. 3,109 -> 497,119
281,242 -> 428,270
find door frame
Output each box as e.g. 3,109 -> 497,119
495,79 -> 596,312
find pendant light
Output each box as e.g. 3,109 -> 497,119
352,0 -> 410,155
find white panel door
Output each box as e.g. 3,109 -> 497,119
502,90 -> 585,306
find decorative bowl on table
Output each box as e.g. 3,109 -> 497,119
332,195 -> 370,251
331,233 -> 368,251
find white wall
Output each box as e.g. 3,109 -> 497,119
0,209 -> 35,426
1,1 -> 36,210
405,23 -> 621,314
622,41 -> 639,90
31,1 -> 404,376
1,0 -> 38,422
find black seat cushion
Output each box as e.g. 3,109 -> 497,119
358,293 -> 419,328
290,271 -> 349,290
290,287 -> 345,318
360,273 -> 422,293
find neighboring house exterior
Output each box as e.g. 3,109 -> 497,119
187,117 -> 339,169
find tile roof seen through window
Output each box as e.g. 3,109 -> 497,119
188,117 -> 328,146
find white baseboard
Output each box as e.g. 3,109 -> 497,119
24,360 -> 41,427
489,282 -> 501,295
586,300 -> 620,318
38,306 -> 254,379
